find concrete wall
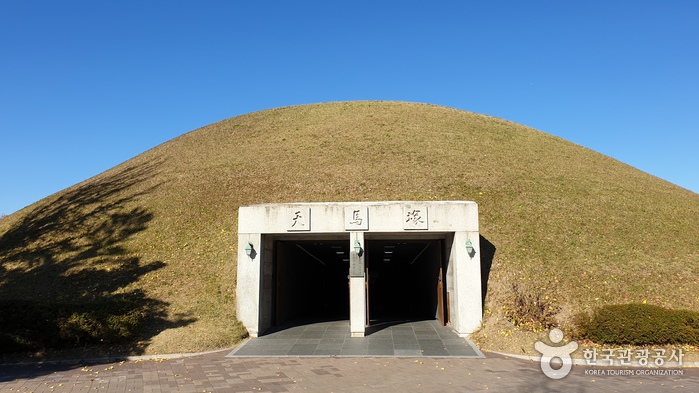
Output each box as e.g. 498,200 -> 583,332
238,201 -> 479,234
236,201 -> 481,337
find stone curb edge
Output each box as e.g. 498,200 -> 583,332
0,348 -> 232,366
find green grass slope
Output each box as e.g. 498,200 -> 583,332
1,101 -> 698,357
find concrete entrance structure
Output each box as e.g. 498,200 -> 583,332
236,201 -> 481,338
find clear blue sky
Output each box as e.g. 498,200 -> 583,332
1,1 -> 698,215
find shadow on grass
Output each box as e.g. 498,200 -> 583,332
0,159 -> 194,359
479,235 -> 496,312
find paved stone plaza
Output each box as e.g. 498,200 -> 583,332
2,349 -> 698,392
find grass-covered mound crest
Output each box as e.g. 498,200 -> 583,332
575,303 -> 699,346
1,101 -> 697,357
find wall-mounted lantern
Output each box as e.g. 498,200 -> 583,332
245,242 -> 255,257
466,239 -> 476,258
354,240 -> 363,257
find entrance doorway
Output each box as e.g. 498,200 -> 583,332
365,239 -> 447,326
273,239 -> 350,326
237,201 -> 482,338
270,236 -> 449,331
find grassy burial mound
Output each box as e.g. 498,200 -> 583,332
1,101 -> 698,357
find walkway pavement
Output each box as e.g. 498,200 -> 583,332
228,320 -> 483,358
2,350 -> 698,392
1,319 -> 698,392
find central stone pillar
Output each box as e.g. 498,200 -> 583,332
349,231 -> 366,337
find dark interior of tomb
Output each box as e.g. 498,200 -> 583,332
273,240 -> 350,325
273,238 -> 444,326
366,240 -> 442,324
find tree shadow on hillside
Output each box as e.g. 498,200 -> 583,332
0,158 -> 194,359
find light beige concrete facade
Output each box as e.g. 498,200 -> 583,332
236,201 -> 482,338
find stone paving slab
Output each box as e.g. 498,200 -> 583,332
228,320 -> 485,358
1,351 -> 698,392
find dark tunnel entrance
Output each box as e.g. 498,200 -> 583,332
365,238 -> 447,326
271,235 -> 448,329
273,238 -> 351,326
